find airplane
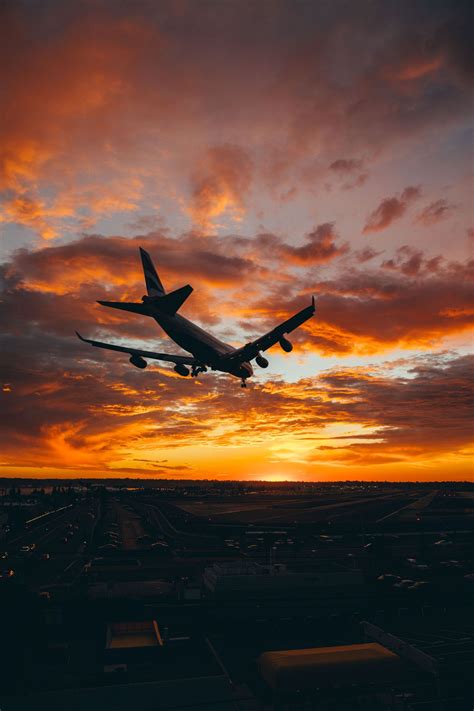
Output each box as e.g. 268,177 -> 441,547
76,247 -> 316,388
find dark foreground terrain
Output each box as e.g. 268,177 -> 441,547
0,479 -> 472,710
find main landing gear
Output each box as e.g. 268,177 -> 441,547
191,365 -> 207,377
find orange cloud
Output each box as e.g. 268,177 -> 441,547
0,327 -> 472,480
392,57 -> 443,81
3,233 -> 473,357
187,145 -> 253,229
0,195 -> 58,239
0,0 -> 472,482
0,0 -> 471,243
0,8 -> 153,237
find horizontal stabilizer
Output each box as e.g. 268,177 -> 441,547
97,301 -> 152,315
98,285 -> 192,317
155,284 -> 193,315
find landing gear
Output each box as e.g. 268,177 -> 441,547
240,379 -> 247,388
191,365 -> 207,377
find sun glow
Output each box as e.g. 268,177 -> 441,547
255,472 -> 295,483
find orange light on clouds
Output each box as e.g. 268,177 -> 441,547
0,0 -> 472,482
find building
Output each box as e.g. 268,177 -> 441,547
258,642 -> 410,709
203,561 -> 366,603
87,580 -> 173,600
256,617 -> 474,710
104,620 -> 163,673
259,642 -> 403,690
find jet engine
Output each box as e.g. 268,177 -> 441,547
256,354 -> 269,368
279,336 -> 293,353
129,354 -> 147,369
174,363 -> 190,377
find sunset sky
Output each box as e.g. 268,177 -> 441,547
0,0 -> 472,481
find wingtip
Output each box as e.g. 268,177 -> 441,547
75,330 -> 84,341
311,295 -> 316,310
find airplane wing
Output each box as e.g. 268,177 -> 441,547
76,332 -> 197,365
227,297 -> 316,362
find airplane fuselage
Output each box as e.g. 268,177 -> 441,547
153,310 -> 254,380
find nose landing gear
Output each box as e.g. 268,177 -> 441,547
240,378 -> 247,388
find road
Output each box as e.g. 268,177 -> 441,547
377,490 -> 438,523
130,499 -> 219,548
2,498 -> 98,591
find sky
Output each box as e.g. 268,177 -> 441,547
0,0 -> 472,482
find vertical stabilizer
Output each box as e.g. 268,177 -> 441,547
139,247 -> 165,296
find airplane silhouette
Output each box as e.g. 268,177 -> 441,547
77,247 -> 315,388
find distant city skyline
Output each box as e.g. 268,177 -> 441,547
0,0 -> 472,481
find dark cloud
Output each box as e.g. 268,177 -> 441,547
302,258 -> 474,353
363,186 -> 421,233
7,231 -> 261,291
355,247 -> 382,263
381,246 -> 443,277
2,233 -> 472,365
282,223 -> 349,265
416,199 -> 455,226
430,1 -> 474,84
329,158 -> 368,190
1,321 -> 471,472
316,354 -> 474,462
330,159 -> 363,174
0,227 -> 472,476
0,233 -> 270,350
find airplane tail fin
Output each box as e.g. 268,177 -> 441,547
140,246 -> 165,297
97,248 -> 193,317
139,246 -> 193,315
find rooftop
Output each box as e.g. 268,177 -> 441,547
106,621 -> 163,650
259,642 -> 404,691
